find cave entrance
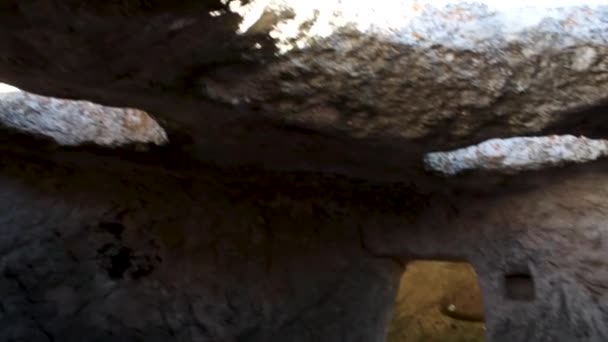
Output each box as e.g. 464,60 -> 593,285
387,261 -> 486,342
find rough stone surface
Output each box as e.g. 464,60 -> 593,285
0,137 -> 606,341
0,1 -> 606,342
211,0 -> 608,146
228,0 -> 608,53
0,86 -> 167,146
0,1 -> 607,178
425,135 -> 608,175
0,140 -> 403,342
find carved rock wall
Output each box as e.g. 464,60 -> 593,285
0,1 -> 606,341
0,136 -> 606,341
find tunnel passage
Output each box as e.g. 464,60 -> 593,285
387,261 -> 486,342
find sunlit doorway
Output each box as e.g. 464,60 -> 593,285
387,261 -> 486,342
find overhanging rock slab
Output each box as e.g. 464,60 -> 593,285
0,1 -> 607,164
216,0 -> 608,146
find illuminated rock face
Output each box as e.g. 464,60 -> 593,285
425,135 -> 608,175
0,86 -> 167,146
209,0 -> 608,147
0,1 -> 606,342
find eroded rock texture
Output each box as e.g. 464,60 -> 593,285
0,87 -> 167,146
0,1 -> 606,341
425,135 -> 608,175
0,140 -> 404,342
368,165 -> 608,341
1,137 -> 608,342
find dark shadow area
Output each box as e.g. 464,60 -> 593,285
0,137 -> 403,342
540,101 -> 608,139
504,273 -> 535,301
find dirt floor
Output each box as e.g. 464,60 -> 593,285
387,261 -> 486,342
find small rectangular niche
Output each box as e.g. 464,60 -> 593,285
504,272 -> 535,301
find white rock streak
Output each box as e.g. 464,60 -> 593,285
0,84 -> 168,146
424,135 -> 608,175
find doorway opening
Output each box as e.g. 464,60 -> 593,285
387,261 -> 486,342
